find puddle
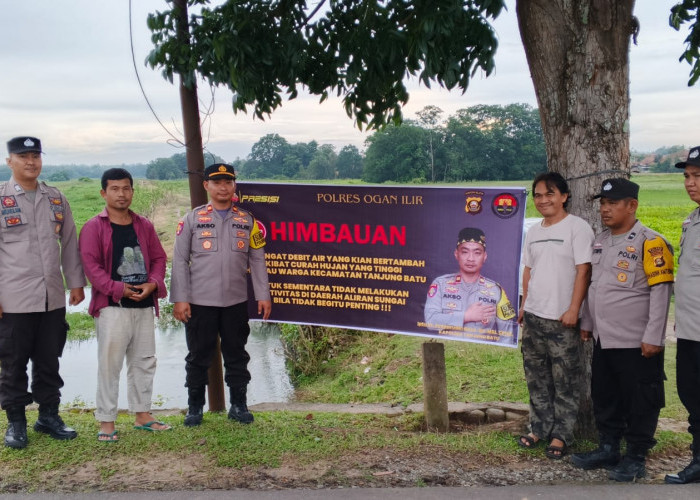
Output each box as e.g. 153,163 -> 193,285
57,314 -> 294,410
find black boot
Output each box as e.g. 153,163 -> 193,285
33,404 -> 77,440
571,437 -> 621,470
184,387 -> 205,427
184,407 -> 203,427
608,454 -> 646,482
228,386 -> 253,424
665,443 -> 700,484
4,407 -> 28,449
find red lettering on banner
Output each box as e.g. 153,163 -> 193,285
269,222 -> 406,246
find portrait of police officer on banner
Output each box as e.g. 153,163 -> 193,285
424,227 -> 516,342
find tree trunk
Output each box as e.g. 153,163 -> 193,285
516,0 -> 635,233
515,0 -> 636,438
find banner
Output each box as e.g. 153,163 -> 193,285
239,184 -> 526,347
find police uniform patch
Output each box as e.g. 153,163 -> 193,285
249,222 -> 266,249
200,230 -> 212,237
55,223 -> 61,234
233,216 -> 249,223
176,220 -> 184,236
237,240 -> 245,249
197,210 -> 208,216
617,260 -> 629,270
643,236 -> 674,286
617,272 -> 628,283
237,230 -> 246,238
5,216 -> 21,226
446,302 -> 457,309
626,246 -> 636,253
1,196 -> 17,208
198,216 -> 212,223
445,286 -> 459,293
49,197 -> 62,206
428,284 -> 438,298
55,211 -> 64,221
202,240 -> 212,250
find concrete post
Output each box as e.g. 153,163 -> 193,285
421,342 -> 449,432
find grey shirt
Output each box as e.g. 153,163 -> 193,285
675,207 -> 700,342
0,177 -> 85,313
581,221 -> 674,348
170,203 -> 271,307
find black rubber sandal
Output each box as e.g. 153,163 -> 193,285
545,442 -> 568,459
517,434 -> 540,449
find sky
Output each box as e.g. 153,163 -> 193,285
0,0 -> 698,166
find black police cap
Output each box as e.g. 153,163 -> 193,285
204,163 -> 236,181
7,136 -> 42,154
457,227 -> 486,249
593,178 -> 639,200
676,146 -> 700,169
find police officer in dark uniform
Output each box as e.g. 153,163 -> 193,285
170,164 -> 271,426
1,137 -> 86,449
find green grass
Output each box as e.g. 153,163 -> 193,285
291,331 -> 687,421
65,312 -> 95,342
52,178 -> 187,233
0,408 -> 689,488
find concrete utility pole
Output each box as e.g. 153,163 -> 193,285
173,0 -> 226,412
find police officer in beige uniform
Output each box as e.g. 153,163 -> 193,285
1,137 -> 86,449
171,164 -> 271,427
572,178 -> 674,482
424,227 -> 516,344
665,146 -> 700,484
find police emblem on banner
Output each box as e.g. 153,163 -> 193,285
464,191 -> 484,215
492,193 -> 519,219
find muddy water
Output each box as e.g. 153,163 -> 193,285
60,292 -> 294,409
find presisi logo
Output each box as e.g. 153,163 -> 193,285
239,195 -> 280,203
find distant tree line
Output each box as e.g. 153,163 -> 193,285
2,104 -> 620,184
235,103 -> 548,183
0,163 -> 149,182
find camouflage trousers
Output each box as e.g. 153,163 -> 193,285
521,312 -> 583,445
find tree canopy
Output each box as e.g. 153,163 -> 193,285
147,0 -> 505,130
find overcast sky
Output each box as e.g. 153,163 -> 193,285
1,0 -> 698,166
